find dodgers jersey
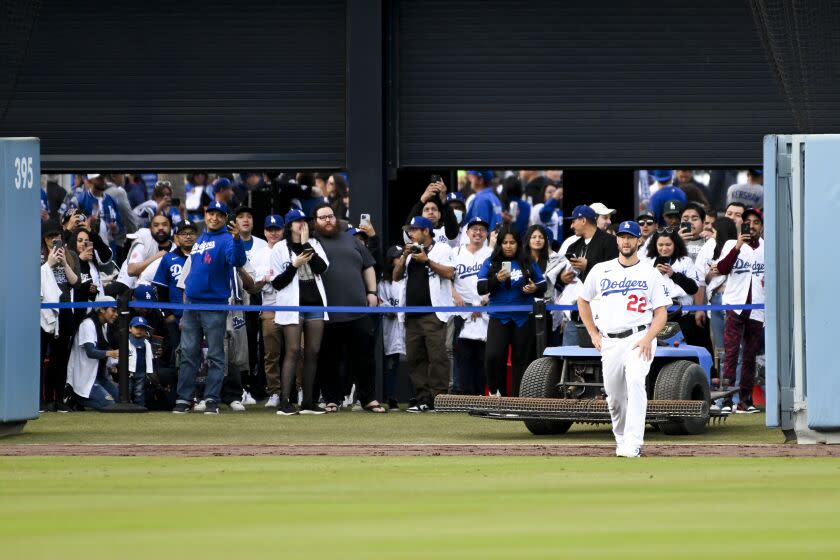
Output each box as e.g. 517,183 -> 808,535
580,258 -> 671,334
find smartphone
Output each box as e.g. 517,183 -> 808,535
227,213 -> 237,228
430,174 -> 442,184
52,239 -> 63,250
565,252 -> 576,261
360,213 -> 371,227
501,261 -> 512,274
301,247 -> 315,256
741,223 -> 751,235
680,221 -> 691,232
654,256 -> 671,267
170,197 -> 181,207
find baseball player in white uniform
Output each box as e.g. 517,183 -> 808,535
578,221 -> 671,458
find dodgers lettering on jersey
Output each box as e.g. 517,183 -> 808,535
599,277 -> 649,296
191,240 -> 216,255
731,257 -> 765,276
581,259 -> 671,334
456,262 -> 483,280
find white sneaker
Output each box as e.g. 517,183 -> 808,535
721,405 -> 732,414
265,393 -> 280,408
242,391 -> 257,406
616,447 -> 641,458
229,401 -> 246,412
406,404 -> 423,413
194,399 -> 207,412
351,400 -> 363,412
710,404 -> 722,413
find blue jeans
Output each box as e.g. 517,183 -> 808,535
177,309 -> 227,405
76,371 -> 120,410
562,320 -> 580,347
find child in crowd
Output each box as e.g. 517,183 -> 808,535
128,316 -> 155,406
378,245 -> 407,410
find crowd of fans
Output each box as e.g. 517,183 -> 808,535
38,168 -> 764,415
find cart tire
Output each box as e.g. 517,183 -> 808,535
653,360 -> 711,435
519,357 -> 573,435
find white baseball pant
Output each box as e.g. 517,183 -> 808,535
600,330 -> 656,451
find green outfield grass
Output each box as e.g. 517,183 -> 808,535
1,456 -> 838,559
4,408 -> 782,445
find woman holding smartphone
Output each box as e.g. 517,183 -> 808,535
477,224 -> 546,396
644,229 -> 700,336
269,209 -> 330,415
69,230 -> 106,327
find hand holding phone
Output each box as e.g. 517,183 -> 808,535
360,213 -> 371,227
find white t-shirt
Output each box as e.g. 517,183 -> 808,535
67,317 -> 103,398
378,279 -> 406,356
453,244 -> 492,341
249,245 -> 278,306
580,258 -> 672,334
718,238 -> 765,323
244,235 -> 268,264
695,238 -> 726,296
116,242 -> 147,289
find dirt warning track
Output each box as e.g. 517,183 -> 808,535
1,443 -> 839,457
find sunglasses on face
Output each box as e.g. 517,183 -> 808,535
638,220 -> 656,226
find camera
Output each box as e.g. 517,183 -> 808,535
741,223 -> 751,235
409,243 -> 423,254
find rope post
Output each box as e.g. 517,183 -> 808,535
117,292 -> 131,404
533,299 -> 547,358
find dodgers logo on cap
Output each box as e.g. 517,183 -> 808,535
616,221 -> 641,237
129,316 -> 151,329
407,216 -> 433,230
206,201 -> 229,215
264,214 -> 283,228
284,209 -> 307,224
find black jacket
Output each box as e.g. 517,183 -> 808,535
566,228 -> 619,281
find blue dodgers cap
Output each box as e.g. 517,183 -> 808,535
132,284 -> 157,301
405,215 -> 434,231
466,216 -> 489,229
616,220 -> 642,238
206,201 -> 229,215
284,208 -> 307,224
467,170 -> 494,184
565,204 -> 597,221
129,316 -> 152,329
264,214 -> 284,229
213,177 -> 233,191
649,169 -> 675,183
447,192 -> 465,202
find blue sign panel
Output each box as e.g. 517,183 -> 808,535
0,138 -> 41,426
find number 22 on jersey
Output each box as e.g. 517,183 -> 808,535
626,295 -> 647,313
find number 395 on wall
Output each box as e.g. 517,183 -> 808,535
14,156 -> 35,189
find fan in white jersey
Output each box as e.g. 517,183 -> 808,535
578,221 -> 671,458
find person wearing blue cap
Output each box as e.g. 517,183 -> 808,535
394,215 -> 456,412
249,215 -> 285,407
128,316 -> 154,407
647,170 -> 688,226
464,170 -> 503,233
558,205 -> 619,346
172,200 -> 247,415
268,208 -> 330,415
577,220 -> 671,458
726,169 -> 764,210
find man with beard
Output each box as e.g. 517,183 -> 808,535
577,221 -> 671,458
152,219 -> 198,367
113,213 -> 173,295
312,203 -> 386,413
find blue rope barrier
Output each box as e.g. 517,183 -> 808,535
41,301 -> 766,313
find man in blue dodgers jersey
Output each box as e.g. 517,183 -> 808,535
152,219 -> 198,367
172,202 -> 247,415
463,170 -> 503,232
578,221 -> 671,458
